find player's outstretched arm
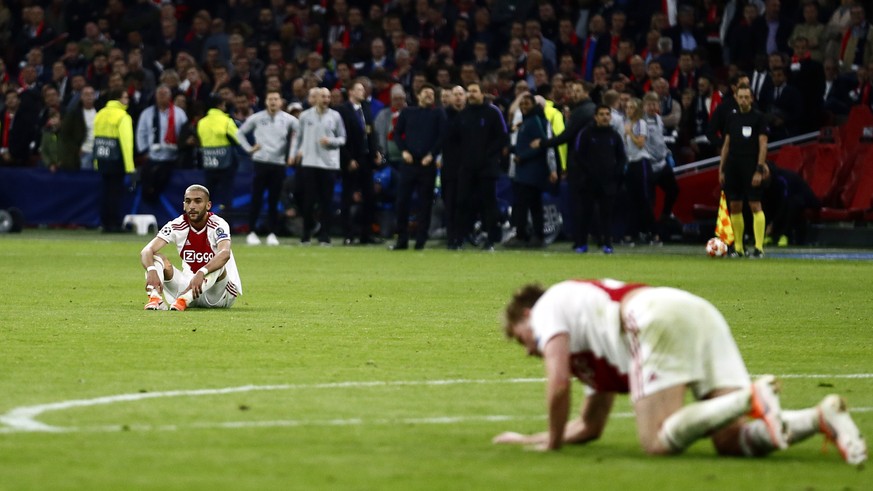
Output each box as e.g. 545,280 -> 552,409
492,392 -> 615,447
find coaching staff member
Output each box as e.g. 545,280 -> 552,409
391,83 -> 446,250
718,84 -> 769,258
450,83 -> 508,251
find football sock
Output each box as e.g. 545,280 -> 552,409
657,388 -> 752,452
730,213 -> 744,253
753,211 -> 765,251
176,290 -> 195,304
783,408 -> 819,444
739,419 -> 781,456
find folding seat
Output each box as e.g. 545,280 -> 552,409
818,144 -> 873,222
773,144 -> 805,173
802,144 -> 843,201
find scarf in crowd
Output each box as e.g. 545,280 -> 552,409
2,111 -> 11,148
165,104 -> 176,144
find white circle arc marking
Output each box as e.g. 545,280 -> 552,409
1,374 -> 871,434
0,378 -> 543,433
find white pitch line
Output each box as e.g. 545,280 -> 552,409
1,375 -> 870,434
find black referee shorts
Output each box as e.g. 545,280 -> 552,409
723,158 -> 763,202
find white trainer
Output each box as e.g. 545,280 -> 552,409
246,231 -> 261,245
749,375 -> 789,450
818,395 -> 867,465
266,233 -> 280,246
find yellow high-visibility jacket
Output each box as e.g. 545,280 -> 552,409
197,109 -> 240,170
92,100 -> 134,173
543,100 -> 566,171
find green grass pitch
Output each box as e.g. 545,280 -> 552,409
0,231 -> 869,490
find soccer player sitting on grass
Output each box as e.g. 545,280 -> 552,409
494,280 -> 866,465
140,184 -> 243,311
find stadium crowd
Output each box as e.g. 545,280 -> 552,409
0,0 -> 872,249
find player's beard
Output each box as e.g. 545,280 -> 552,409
188,209 -> 207,226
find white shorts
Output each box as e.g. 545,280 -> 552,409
162,266 -> 237,309
622,287 -> 750,401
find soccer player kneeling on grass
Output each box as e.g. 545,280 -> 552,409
140,184 -> 243,311
494,280 -> 866,465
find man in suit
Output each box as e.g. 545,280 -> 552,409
752,0 -> 794,58
767,67 -> 804,141
822,58 -> 853,118
667,6 -> 705,57
338,79 -> 382,245
0,90 -> 39,167
788,36 -> 826,133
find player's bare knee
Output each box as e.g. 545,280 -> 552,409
153,253 -> 173,278
641,439 -> 677,456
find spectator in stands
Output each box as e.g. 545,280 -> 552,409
361,37 -> 394,76
628,55 -> 649,96
652,77 -> 682,134
79,21 -> 113,61
181,67 -> 211,106
16,6 -> 59,61
767,66 -> 804,141
337,80 -> 382,246
689,73 -> 722,158
38,108 -> 61,171
38,85 -> 62,130
846,62 -> 872,109
822,57 -> 853,118
789,36 -> 826,133
824,0 -> 855,62
136,85 -> 188,203
93,89 -> 134,233
752,0 -> 794,59
839,4 -> 873,73
59,85 -> 97,170
789,1 -> 826,63
670,51 -> 698,94
727,2 -> 761,72
667,5 -> 705,56
0,90 -> 38,167
526,18 -> 557,69
580,14 -> 608,81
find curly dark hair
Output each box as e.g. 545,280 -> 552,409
502,283 -> 545,338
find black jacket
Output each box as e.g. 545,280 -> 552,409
573,124 -> 627,194
58,102 -> 89,170
450,103 -> 508,179
394,105 -> 446,163
338,100 -> 378,170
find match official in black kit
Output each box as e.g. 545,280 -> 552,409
718,84 -> 769,258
